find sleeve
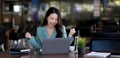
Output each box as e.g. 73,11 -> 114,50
62,25 -> 74,44
28,27 -> 42,49
62,25 -> 67,38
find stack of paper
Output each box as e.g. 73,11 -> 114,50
84,51 -> 111,58
9,48 -> 30,55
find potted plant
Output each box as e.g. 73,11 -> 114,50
77,37 -> 86,55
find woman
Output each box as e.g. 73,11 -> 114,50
25,7 -> 76,49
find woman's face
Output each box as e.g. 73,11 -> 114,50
47,13 -> 58,28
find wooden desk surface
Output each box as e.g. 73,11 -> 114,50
0,52 -> 113,58
0,49 -> 112,58
0,52 -> 84,58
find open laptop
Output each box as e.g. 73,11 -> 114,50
40,38 -> 71,54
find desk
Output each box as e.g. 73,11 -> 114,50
0,52 -> 83,58
0,50 -> 112,58
0,52 -> 113,58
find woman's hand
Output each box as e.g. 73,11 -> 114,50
25,32 -> 32,39
69,28 -> 76,37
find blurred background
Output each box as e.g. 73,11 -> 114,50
0,0 -> 120,51
0,0 -> 119,26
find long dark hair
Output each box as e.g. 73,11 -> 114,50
41,7 -> 63,37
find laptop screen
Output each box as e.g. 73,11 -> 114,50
41,38 -> 71,54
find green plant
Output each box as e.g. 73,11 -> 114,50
77,37 -> 86,48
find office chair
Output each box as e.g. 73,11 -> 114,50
90,38 -> 120,53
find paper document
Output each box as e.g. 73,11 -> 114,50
84,51 -> 111,58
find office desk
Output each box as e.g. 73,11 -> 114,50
0,52 -> 113,58
0,52 -> 84,58
0,50 -> 112,58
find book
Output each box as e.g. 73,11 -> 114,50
9,51 -> 29,55
10,48 -> 30,52
9,48 -> 30,55
84,51 -> 111,58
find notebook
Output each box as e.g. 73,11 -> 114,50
40,38 -> 71,54
84,51 -> 111,58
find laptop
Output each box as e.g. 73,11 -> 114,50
40,38 -> 71,54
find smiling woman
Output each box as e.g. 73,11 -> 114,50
25,7 -> 76,49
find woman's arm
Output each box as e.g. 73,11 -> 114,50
62,25 -> 75,44
62,25 -> 67,38
28,27 -> 43,49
